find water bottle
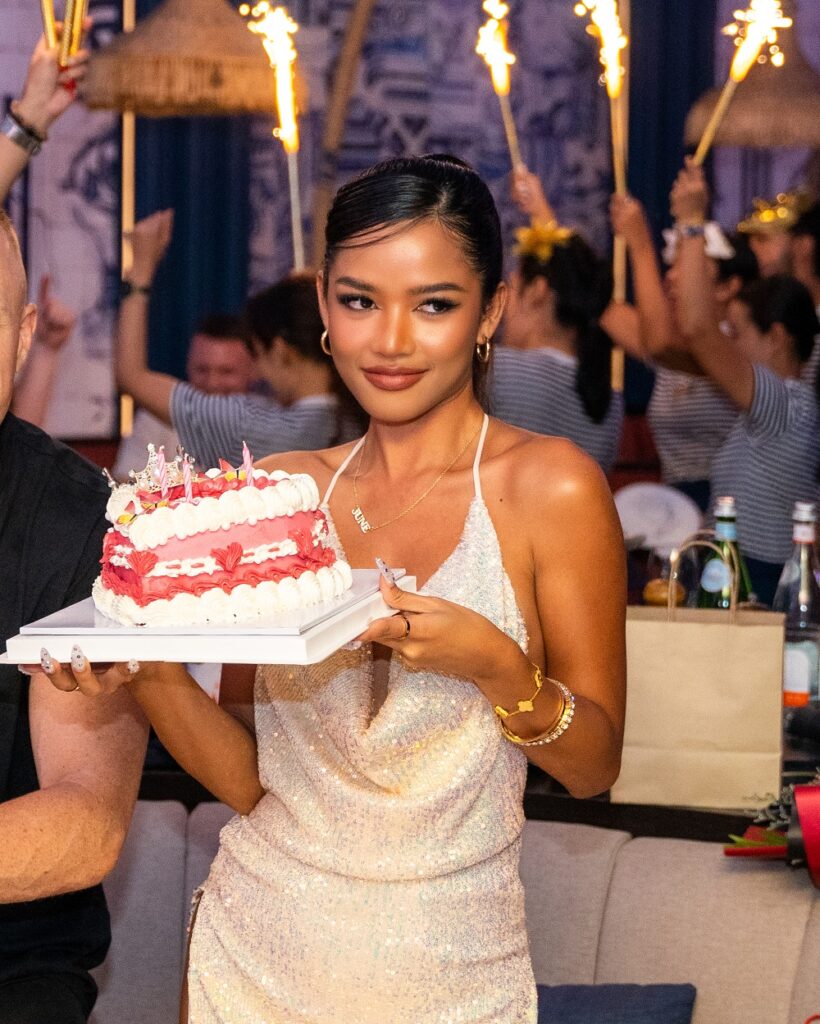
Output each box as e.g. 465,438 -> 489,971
773,502 -> 820,708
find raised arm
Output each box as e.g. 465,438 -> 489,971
42,657 -> 264,816
509,165 -> 557,224
116,210 -> 179,424
11,275 -> 76,426
1,30 -> 89,203
671,161 -> 754,411
0,673 -> 147,903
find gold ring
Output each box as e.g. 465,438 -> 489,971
397,612 -> 411,640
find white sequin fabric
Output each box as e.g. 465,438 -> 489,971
188,423 -> 536,1023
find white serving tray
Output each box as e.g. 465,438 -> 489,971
2,570 -> 416,667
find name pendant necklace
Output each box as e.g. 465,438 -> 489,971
351,421 -> 483,534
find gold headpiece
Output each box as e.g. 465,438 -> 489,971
514,218 -> 575,264
738,192 -> 812,236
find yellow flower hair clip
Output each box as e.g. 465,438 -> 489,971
514,219 -> 575,264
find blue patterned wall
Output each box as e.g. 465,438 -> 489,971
248,0 -> 612,290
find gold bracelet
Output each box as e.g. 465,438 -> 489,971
493,662 -> 544,721
498,680 -> 576,747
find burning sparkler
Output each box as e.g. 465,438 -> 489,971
240,1 -> 305,270
476,0 -> 522,167
694,0 -> 792,165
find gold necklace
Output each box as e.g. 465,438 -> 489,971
351,420 -> 484,534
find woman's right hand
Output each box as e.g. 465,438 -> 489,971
127,209 -> 174,287
32,646 -> 143,696
510,165 -> 555,222
609,194 -> 652,250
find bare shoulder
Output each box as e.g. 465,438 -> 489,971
256,440 -> 361,493
485,419 -> 614,517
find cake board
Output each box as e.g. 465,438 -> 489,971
2,570 -> 416,667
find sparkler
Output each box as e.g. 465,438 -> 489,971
476,0 -> 522,167
575,0 -> 629,385
40,0 -> 57,50
57,0 -> 88,66
241,2 -> 305,270
694,0 -> 792,165
574,1 -> 628,196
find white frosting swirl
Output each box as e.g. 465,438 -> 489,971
92,561 -> 353,627
107,470 -> 322,550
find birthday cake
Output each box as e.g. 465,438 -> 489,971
92,445 -> 352,627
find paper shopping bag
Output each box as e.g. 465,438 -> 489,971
610,605 -> 784,811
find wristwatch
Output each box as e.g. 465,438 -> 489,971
120,279 -> 152,300
1,112 -> 42,156
676,223 -> 707,239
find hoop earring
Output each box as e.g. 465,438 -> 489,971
475,337 -> 492,364
320,329 -> 332,357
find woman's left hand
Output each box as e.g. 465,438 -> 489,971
356,576 -> 512,684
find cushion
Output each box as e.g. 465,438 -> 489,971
537,983 -> 696,1024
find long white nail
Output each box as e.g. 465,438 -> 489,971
127,658 -> 140,675
375,557 -> 397,584
71,644 -> 86,673
40,648 -> 54,674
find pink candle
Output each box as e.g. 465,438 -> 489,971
156,446 -> 169,498
183,455 -> 193,502
242,441 -> 254,486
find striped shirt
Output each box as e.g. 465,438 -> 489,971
170,384 -> 342,469
488,347 -> 624,472
647,368 -> 738,484
711,364 -> 820,563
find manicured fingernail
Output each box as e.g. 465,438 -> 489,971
71,645 -> 86,673
127,658 -> 140,675
375,557 -> 397,584
40,648 -> 54,674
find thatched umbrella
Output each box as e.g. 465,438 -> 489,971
685,2 -> 820,150
81,0 -> 275,116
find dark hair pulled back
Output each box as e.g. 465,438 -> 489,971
323,155 -> 504,399
738,275 -> 820,402
243,272 -> 367,438
518,235 -> 614,424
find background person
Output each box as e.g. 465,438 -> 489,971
115,210 -> 355,469
672,160 -> 820,604
0,206 -> 147,1024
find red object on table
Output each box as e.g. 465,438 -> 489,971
794,785 -> 820,888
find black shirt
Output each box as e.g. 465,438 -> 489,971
0,414 -> 112,989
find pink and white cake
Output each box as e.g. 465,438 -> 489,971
92,446 -> 352,626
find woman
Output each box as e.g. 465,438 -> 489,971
672,160 -> 820,604
491,222 -> 624,474
41,156 -> 626,1023
116,211 -> 357,467
609,194 -> 758,512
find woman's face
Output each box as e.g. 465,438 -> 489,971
319,218 -> 504,423
726,298 -> 771,364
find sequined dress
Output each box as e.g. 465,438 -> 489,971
187,415 -> 537,1023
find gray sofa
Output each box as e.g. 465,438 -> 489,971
90,800 -> 820,1024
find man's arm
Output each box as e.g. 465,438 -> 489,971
11,276 -> 76,427
1,31 -> 89,204
0,674 -> 148,903
116,210 -> 178,425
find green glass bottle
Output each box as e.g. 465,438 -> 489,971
697,496 -> 753,609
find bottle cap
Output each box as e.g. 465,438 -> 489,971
793,502 -> 817,523
714,495 -> 736,517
